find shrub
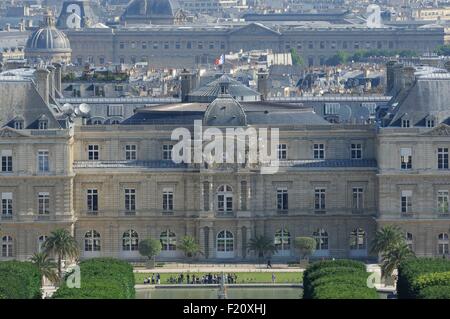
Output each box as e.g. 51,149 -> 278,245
397,258 -> 450,299
52,258 -> 135,299
417,285 -> 450,299
312,284 -> 379,299
0,261 -> 41,299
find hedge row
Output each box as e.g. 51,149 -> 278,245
0,261 -> 41,299
303,260 -> 378,299
397,258 -> 450,299
52,258 -> 135,299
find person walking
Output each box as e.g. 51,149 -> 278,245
267,259 -> 272,269
272,273 -> 276,284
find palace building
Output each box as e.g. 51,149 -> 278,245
0,63 -> 449,262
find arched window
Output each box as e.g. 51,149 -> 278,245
217,185 -> 233,214
405,232 -> 413,251
160,230 -> 177,251
38,235 -> 48,253
350,228 -> 366,250
92,119 -> 103,125
274,229 -> 290,251
217,230 -> 234,252
313,229 -> 329,250
84,230 -> 101,252
110,119 -> 121,125
1,235 -> 13,257
122,229 -> 139,251
438,233 -> 449,255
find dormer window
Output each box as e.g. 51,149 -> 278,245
38,119 -> 48,130
426,117 -> 435,128
401,119 -> 410,128
14,120 -> 23,130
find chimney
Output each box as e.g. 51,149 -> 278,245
180,69 -> 194,103
392,63 -> 404,95
53,63 -> 62,95
47,65 -> 56,100
257,68 -> 269,101
4,24 -> 10,32
18,23 -> 25,32
385,60 -> 398,95
35,68 -> 50,105
402,66 -> 416,91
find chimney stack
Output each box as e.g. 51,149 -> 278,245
47,65 -> 56,100
180,69 -> 196,103
35,68 -> 50,105
53,63 -> 62,95
257,68 -> 269,101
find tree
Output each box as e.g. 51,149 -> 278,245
326,51 -> 350,66
42,229 -> 79,283
380,242 -> 415,281
435,44 -> 450,56
178,236 -> 203,259
294,237 -> 316,262
30,252 -> 59,286
247,235 -> 278,261
138,238 -> 162,267
371,225 -> 404,255
290,48 -> 304,66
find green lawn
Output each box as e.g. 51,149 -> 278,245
135,272 -> 303,285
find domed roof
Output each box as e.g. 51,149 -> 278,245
122,0 -> 177,18
26,13 -> 71,53
203,95 -> 247,126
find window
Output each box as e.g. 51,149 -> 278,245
274,229 -> 290,251
125,144 -> 137,160
217,185 -> 233,214
38,119 -> 48,130
125,188 -> 136,213
107,105 -> 123,117
437,190 -> 449,214
405,232 -> 413,251
314,188 -> 326,211
37,150 -> 49,172
351,144 -> 363,159
1,236 -> 13,257
160,230 -> 177,251
401,190 -> 412,214
324,103 -> 340,115
84,230 -> 101,252
119,42 -> 125,49
240,181 -> 247,210
352,187 -> 364,211
14,120 -> 23,129
350,228 -> 366,250
162,188 -> 173,212
203,181 -> 210,211
438,233 -> 449,255
87,189 -> 98,213
1,150 -> 12,172
1,193 -> 13,218
122,229 -> 139,251
277,188 -> 288,211
162,144 -> 173,160
400,148 -> 412,170
313,229 -> 328,250
438,148 -> 449,170
88,145 -> 99,161
217,230 -> 233,252
38,235 -> 47,253
361,102 -> 377,115
427,119 -> 435,128
38,192 -> 50,215
313,144 -> 325,159
277,144 -> 287,160
401,119 -> 410,128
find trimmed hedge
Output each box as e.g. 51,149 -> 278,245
0,261 -> 41,299
397,258 -> 450,299
52,258 -> 135,299
303,259 -> 378,299
417,285 -> 450,299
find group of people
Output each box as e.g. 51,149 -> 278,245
142,273 -> 239,285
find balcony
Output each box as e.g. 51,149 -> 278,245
0,215 -> 13,221
215,211 -> 235,218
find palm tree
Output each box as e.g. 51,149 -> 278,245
30,252 -> 59,286
42,229 -> 79,282
381,242 -> 415,281
371,225 -> 404,255
247,235 -> 278,262
178,236 -> 203,259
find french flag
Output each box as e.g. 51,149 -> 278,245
215,54 -> 225,66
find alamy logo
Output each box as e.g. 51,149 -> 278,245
171,120 -> 280,174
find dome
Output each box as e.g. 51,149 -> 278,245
203,95 -> 247,127
121,0 -> 180,25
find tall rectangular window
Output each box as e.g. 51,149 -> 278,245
351,144 -> 363,159
87,189 -> 98,213
277,188 -> 288,211
163,188 -> 173,212
401,190 -> 412,214
125,144 -> 137,160
1,150 -> 12,172
240,181 -> 247,211
352,187 -> 364,211
277,144 -> 287,160
314,188 -> 326,211
125,189 -> 136,213
400,148 -> 412,170
162,144 -> 173,160
1,193 -> 13,218
38,192 -> 50,215
438,190 -> 449,214
438,148 -> 449,170
313,144 -> 325,159
88,145 -> 99,161
37,150 -> 49,172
